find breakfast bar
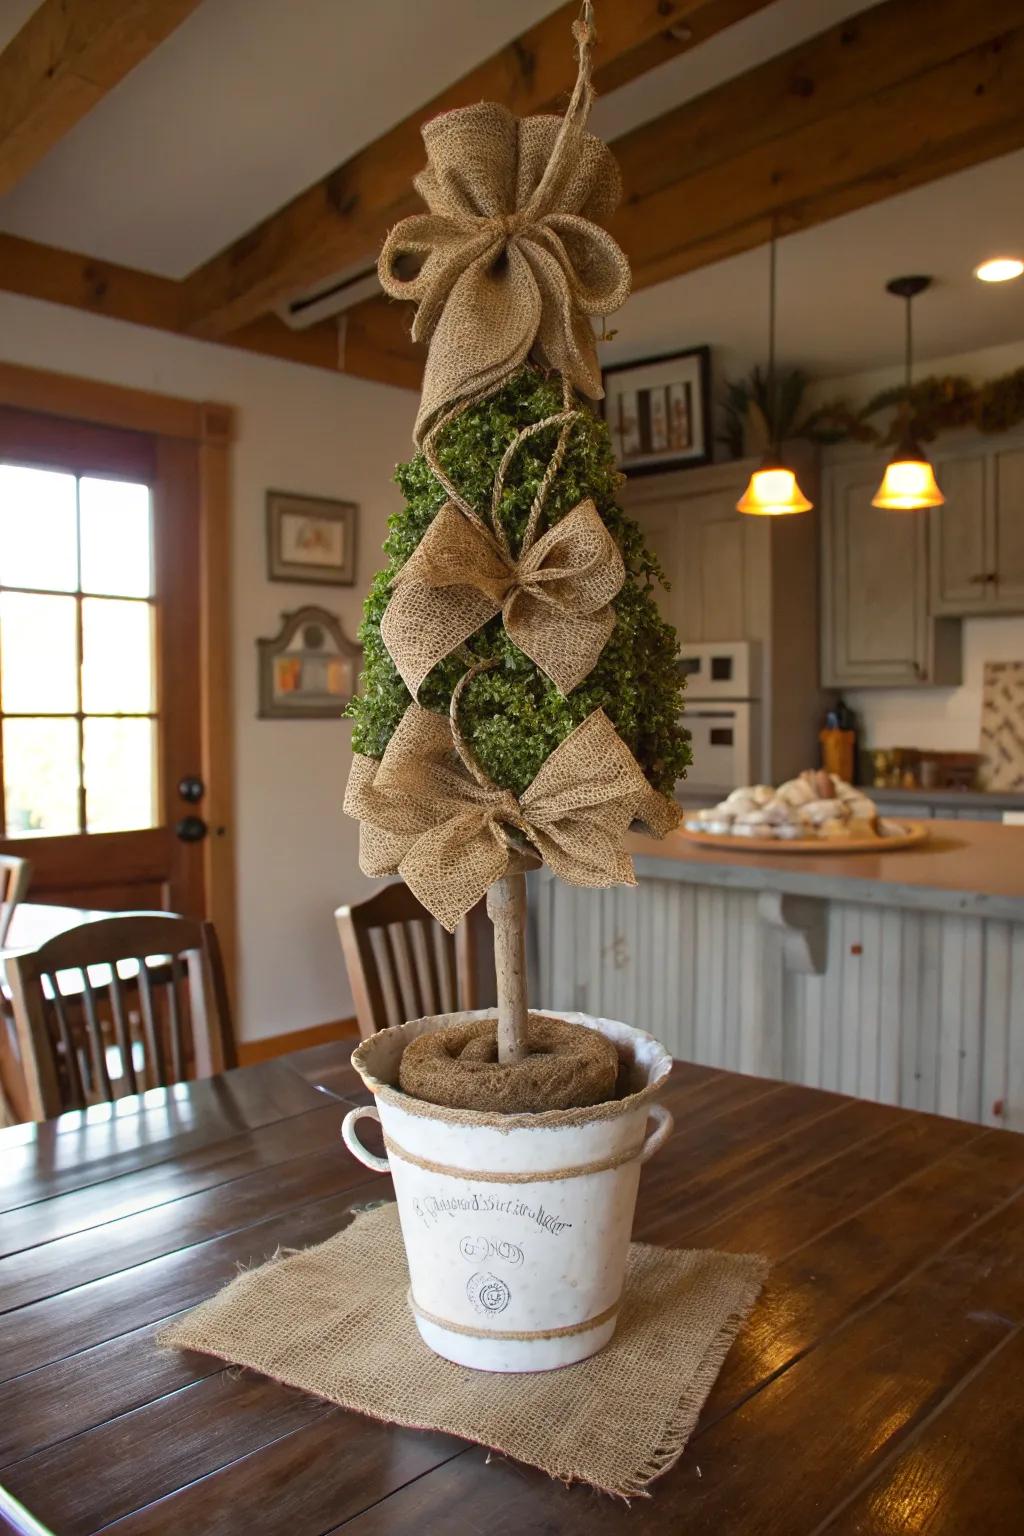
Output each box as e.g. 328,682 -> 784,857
533,820 -> 1024,1132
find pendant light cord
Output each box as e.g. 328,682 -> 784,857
768,225 -> 777,452
904,291 -> 913,400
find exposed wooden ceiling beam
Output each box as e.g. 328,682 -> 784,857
2,0 -> 1019,395
0,232 -> 423,390
612,0 -> 1022,291
180,0 -> 773,340
0,0 -> 204,199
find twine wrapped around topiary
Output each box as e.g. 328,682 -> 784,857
344,663 -> 680,934
380,495 -> 624,699
398,1014 -> 620,1113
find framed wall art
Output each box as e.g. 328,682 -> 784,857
602,346 -> 712,476
266,490 -> 357,585
257,606 -> 362,720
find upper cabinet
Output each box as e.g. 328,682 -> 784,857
992,444 -> 1024,609
821,457 -> 961,688
620,461 -> 752,644
621,452 -> 826,779
930,435 -> 1024,616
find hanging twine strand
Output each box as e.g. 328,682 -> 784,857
378,0 -> 626,444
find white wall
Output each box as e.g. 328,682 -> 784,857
0,291 -> 417,1041
810,339 -> 1024,755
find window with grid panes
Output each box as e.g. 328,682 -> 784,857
0,463 -> 158,836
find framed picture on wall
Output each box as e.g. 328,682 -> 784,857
602,346 -> 712,475
257,606 -> 362,719
266,491 -> 357,585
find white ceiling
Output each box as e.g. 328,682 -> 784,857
1,0 -> 1022,374
604,148 -> 1024,381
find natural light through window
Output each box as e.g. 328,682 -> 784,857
0,464 -> 158,837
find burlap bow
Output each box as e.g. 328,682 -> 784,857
344,702 -> 680,933
380,496 -> 624,698
378,95 -> 631,443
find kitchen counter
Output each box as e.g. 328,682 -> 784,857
675,785 -> 1024,820
862,785 -> 1024,810
534,818 -> 1024,1130
624,817 -> 1024,923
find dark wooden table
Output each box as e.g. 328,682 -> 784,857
2,1045 -> 1023,1534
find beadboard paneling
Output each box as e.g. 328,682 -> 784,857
534,874 -> 1024,1131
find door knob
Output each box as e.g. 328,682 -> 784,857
175,815 -> 209,843
178,775 -> 205,803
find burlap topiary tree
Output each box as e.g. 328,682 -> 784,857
344,4 -> 689,1099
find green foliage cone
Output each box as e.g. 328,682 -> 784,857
348,366 -> 691,798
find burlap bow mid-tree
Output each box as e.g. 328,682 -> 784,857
345,3 -> 690,1067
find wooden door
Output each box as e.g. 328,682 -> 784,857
992,446 -> 1024,611
929,453 -> 990,614
0,407 -> 206,915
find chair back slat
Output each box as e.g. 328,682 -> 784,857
336,885 -> 482,1040
0,854 -> 32,949
167,955 -> 186,1084
435,925 -> 458,1014
390,923 -> 426,1022
135,960 -> 166,1088
107,968 -> 137,1097
48,985 -> 84,1105
6,913 -> 235,1120
79,969 -> 113,1102
414,919 -> 442,1017
373,926 -> 405,1030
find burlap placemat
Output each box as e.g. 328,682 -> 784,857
159,1202 -> 765,1499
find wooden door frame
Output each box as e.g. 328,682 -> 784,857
0,360 -> 238,1014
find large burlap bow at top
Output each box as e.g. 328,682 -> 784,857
344,702 -> 679,933
379,96 -> 631,444
380,496 -> 624,698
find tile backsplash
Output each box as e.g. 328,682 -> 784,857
847,615 -> 1024,754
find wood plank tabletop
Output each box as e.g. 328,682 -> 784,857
2,1044 -> 1023,1534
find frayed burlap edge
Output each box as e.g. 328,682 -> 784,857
351,1009 -> 672,1130
622,1259 -> 768,1498
158,1204 -> 768,1501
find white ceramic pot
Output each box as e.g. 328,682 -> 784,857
342,1008 -> 673,1373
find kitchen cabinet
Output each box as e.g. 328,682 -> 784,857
993,444 -> 1024,608
821,457 -> 961,688
929,434 -> 1024,616
620,452 -> 826,780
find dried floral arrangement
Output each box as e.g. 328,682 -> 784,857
720,363 -> 1024,459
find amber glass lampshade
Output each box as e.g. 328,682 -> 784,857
737,456 -> 813,516
871,434 -> 945,511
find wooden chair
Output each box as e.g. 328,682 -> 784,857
6,912 -> 236,1120
0,853 -> 32,948
336,884 -> 481,1039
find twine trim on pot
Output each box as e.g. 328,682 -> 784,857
409,1290 -> 621,1342
383,1131 -> 646,1183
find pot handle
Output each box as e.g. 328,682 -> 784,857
341,1105 -> 390,1173
640,1102 -> 674,1163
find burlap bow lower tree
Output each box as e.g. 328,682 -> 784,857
345,3 -> 690,1086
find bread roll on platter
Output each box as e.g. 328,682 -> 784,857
683,772 -> 881,843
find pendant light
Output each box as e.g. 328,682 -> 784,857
737,230 -> 812,516
871,276 -> 944,511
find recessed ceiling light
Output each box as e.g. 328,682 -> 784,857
975,257 -> 1024,283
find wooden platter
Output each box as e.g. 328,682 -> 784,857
677,819 -> 929,855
